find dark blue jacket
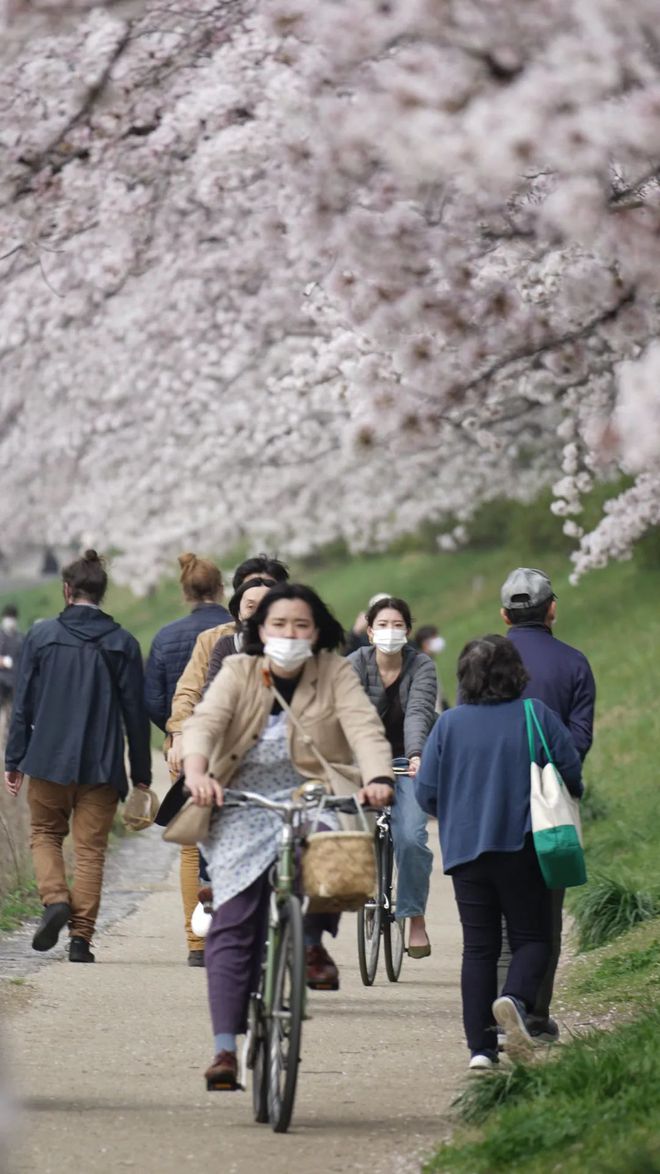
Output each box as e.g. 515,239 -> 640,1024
415,698 -> 583,872
144,603 -> 231,731
5,606 -> 151,797
507,624 -> 595,760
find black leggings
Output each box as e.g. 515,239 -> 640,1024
451,836 -> 553,1054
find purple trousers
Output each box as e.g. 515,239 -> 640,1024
205,866 -> 339,1035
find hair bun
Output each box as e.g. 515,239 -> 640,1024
178,552 -> 197,572
83,549 -> 100,562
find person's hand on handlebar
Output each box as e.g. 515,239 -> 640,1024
358,780 -> 394,807
184,753 -> 224,807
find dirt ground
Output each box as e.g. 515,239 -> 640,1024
0,765 -> 468,1174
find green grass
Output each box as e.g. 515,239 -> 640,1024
0,878 -> 41,932
571,873 -> 659,951
426,1011 -> 660,1174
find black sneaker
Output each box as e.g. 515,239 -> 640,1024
32,902 -> 71,952
528,1016 -> 560,1043
187,949 -> 205,968
69,936 -> 95,963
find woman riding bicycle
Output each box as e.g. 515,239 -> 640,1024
349,596 -> 438,958
181,582 -> 394,1089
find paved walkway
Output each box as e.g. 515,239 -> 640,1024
1,770 -> 466,1174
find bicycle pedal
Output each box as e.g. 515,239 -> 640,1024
206,1078 -> 242,1092
307,981 -> 340,992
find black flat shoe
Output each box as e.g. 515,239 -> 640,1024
69,936 -> 95,963
187,949 -> 205,967
32,902 -> 71,952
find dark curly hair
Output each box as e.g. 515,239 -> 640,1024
243,582 -> 345,655
457,634 -> 529,704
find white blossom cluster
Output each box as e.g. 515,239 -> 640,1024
1,0 -> 660,587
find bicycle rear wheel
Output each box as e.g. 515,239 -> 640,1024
382,834 -> 405,983
267,894 -> 305,1133
357,833 -> 383,986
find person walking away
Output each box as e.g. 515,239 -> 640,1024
204,577 -> 275,688
181,582 -> 394,1089
349,596 -> 437,957
144,553 -> 230,966
0,605 -> 23,749
3,551 -> 151,962
499,566 -> 595,1040
413,624 -> 450,710
415,635 -> 582,1070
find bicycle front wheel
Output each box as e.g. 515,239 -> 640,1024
382,834 -> 405,983
357,834 -> 383,986
267,894 -> 305,1133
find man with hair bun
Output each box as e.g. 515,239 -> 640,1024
144,552 -> 231,966
4,550 -> 152,962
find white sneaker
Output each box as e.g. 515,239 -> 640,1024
468,1053 -> 498,1073
492,996 -> 534,1059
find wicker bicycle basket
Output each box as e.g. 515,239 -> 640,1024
302,830 -> 377,913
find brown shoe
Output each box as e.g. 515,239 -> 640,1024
205,1050 -> 239,1091
305,944 -> 340,991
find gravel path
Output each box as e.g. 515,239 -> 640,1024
1,767 -> 466,1174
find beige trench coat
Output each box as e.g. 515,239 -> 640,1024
181,650 -> 394,792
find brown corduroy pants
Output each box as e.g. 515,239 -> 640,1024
28,777 -> 118,943
180,843 -> 205,951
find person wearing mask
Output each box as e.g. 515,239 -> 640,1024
181,582 -> 394,1089
3,551 -> 151,962
165,554 -> 289,773
415,635 -> 582,1071
343,593 -> 390,656
0,604 -> 23,745
144,553 -> 231,966
349,597 -> 438,958
498,566 -> 596,1041
413,624 -> 450,710
205,577 -> 275,688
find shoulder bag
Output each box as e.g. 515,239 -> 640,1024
525,698 -> 587,890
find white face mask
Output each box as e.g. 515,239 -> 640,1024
264,636 -> 314,671
1,617 -> 17,634
372,629 -> 408,654
427,636 -> 446,655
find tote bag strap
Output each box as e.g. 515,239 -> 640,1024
524,698 -> 565,783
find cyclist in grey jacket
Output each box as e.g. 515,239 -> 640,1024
349,596 -> 438,957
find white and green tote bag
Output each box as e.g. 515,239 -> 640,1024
524,699 -> 587,890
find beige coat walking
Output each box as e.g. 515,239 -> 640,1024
181,650 -> 394,791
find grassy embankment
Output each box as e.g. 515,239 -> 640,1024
2,542 -> 660,1169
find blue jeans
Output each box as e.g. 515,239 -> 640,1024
389,777 -> 433,918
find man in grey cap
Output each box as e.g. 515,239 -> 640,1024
498,566 -> 596,1039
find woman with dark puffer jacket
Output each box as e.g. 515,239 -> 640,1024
349,596 -> 438,960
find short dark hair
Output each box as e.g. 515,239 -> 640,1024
413,625 -> 437,646
366,596 -> 413,630
227,576 -> 276,621
243,582 -> 344,655
504,600 -> 553,626
232,554 -> 289,592
457,634 -> 529,704
2,604 -> 18,619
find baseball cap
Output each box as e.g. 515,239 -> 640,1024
500,567 -> 555,610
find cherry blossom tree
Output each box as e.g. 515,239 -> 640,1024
1,0 -> 660,587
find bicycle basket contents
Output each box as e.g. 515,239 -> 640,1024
302,796 -> 376,913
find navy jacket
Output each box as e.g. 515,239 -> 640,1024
5,606 -> 151,797
144,602 -> 231,731
507,624 -> 595,760
415,698 -> 583,872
